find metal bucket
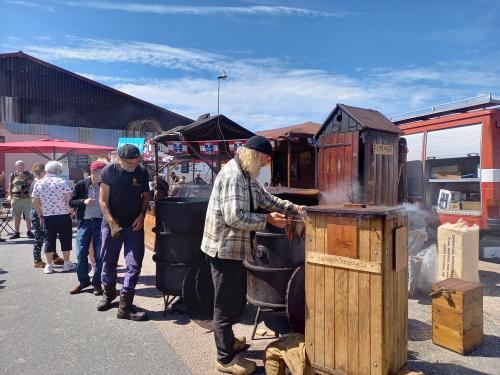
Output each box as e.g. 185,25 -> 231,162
253,231 -> 305,268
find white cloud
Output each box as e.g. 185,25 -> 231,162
58,1 -> 346,17
3,0 -> 56,12
6,37 -> 499,131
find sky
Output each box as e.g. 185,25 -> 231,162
1,0 -> 499,131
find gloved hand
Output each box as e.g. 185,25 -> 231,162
109,219 -> 124,240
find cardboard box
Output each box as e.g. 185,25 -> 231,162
462,201 -> 481,211
449,202 -> 461,210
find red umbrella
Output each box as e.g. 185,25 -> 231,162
0,139 -> 115,160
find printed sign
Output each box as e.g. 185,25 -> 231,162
229,140 -> 246,153
167,142 -> 188,155
373,144 -> 393,156
117,137 -> 145,154
199,142 -> 219,155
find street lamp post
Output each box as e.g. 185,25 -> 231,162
217,70 -> 227,117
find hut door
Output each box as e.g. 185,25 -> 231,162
317,132 -> 359,203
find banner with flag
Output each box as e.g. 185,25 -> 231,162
199,142 -> 220,155
167,142 -> 189,155
142,139 -> 154,161
228,140 -> 246,153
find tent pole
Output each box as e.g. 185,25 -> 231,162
287,137 -> 291,188
154,143 -> 159,178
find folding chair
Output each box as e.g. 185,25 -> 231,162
0,201 -> 15,236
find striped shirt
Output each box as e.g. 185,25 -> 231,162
201,158 -> 299,260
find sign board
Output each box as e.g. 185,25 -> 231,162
373,144 -> 393,156
181,162 -> 190,173
68,155 -> 89,169
117,137 -> 145,154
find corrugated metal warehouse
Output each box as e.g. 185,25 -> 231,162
0,51 -> 193,182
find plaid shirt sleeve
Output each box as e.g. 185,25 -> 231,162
220,173 -> 267,231
254,181 -> 299,216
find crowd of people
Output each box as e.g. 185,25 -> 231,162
1,136 -> 303,374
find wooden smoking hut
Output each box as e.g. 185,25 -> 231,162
305,104 -> 409,375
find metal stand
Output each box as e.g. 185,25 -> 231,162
250,307 -> 281,340
162,294 -> 177,316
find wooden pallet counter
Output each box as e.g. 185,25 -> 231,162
305,205 -> 408,375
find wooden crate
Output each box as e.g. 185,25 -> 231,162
431,278 -> 483,355
305,206 -> 408,375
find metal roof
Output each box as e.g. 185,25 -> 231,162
389,94 -> 500,124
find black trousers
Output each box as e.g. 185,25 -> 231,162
208,255 -> 246,364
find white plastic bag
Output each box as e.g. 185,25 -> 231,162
416,244 -> 437,293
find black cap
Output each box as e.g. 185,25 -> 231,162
117,144 -> 141,159
244,135 -> 273,156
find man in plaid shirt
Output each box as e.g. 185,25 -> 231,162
201,136 -> 302,375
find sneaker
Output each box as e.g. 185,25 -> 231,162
53,256 -> 64,266
43,264 -> 54,274
26,231 -> 35,239
9,232 -> 20,240
33,261 -> 46,268
215,355 -> 256,375
62,262 -> 76,272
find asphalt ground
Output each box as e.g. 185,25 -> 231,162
0,233 -> 191,375
1,227 -> 499,375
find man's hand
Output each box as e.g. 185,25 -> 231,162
84,198 -> 96,206
266,212 -> 287,228
131,213 -> 145,231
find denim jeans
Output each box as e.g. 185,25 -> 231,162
100,223 -> 144,293
76,219 -> 103,285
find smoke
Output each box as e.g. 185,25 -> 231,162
319,180 -> 362,205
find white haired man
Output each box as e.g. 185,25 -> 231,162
32,161 -> 76,274
8,160 -> 34,239
201,135 -> 303,375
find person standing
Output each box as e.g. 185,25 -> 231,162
201,136 -> 302,375
0,170 -> 5,242
69,160 -> 108,295
97,145 -> 150,321
30,163 -> 65,267
8,160 -> 34,239
31,161 -> 76,274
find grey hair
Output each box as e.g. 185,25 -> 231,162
45,160 -> 63,175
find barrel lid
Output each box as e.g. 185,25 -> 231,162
305,204 -> 407,218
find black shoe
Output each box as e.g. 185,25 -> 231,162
26,231 -> 35,239
0,238 -> 6,242
9,232 -> 20,239
117,292 -> 148,321
97,283 -> 116,311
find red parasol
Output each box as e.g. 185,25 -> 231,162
0,139 -> 115,160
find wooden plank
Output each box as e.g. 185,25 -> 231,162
370,218 -> 383,375
314,214 -> 326,367
344,132 -> 353,202
330,134 -> 338,200
305,214 -> 316,361
432,304 -> 483,332
432,323 -> 483,355
318,142 -> 324,191
382,132 -> 390,205
326,217 -> 358,258
358,217 -> 372,375
382,217 -> 394,373
347,269 -> 359,374
393,136 -> 400,205
365,131 -> 376,205
394,226 -> 408,272
324,245 -> 336,369
375,132 -> 383,205
334,267 -> 348,372
306,252 -> 381,274
351,132 -> 360,203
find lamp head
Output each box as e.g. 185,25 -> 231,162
217,70 -> 227,80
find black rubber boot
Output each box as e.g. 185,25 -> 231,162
117,292 -> 148,321
97,283 -> 116,312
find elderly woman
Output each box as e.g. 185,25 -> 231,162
32,161 -> 76,274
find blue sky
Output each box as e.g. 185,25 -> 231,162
1,0 -> 499,131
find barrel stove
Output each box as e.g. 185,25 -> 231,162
153,197 -> 212,316
244,222 -> 305,338
305,205 -> 408,375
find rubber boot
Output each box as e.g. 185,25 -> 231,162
117,291 -> 148,321
97,283 -> 116,311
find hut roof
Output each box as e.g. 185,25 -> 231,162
256,121 -> 321,139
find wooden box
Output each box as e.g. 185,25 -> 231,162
431,278 -> 483,355
305,206 -> 408,375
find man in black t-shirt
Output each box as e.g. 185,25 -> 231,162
97,145 -> 150,321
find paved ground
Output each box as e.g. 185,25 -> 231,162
1,227 -> 499,375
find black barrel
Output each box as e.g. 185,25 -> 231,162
252,231 -> 305,268
153,256 -> 193,297
154,198 -> 209,263
244,261 -> 295,309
